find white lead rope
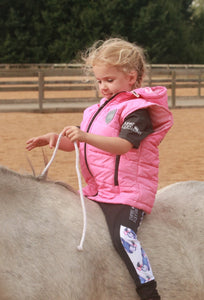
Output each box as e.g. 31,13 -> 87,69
41,132 -> 87,251
74,142 -> 87,251
41,132 -> 64,177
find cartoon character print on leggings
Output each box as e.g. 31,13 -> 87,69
120,225 -> 155,284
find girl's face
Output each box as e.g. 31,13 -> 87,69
93,64 -> 137,100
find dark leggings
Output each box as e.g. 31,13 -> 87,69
98,202 -> 160,300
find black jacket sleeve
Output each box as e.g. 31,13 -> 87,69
119,109 -> 154,148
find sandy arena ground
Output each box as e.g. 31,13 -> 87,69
0,107 -> 203,190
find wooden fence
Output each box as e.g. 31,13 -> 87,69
0,64 -> 204,112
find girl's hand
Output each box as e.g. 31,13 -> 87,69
26,133 -> 58,151
61,126 -> 87,143
61,126 -> 133,155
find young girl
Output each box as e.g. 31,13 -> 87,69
26,38 -> 173,300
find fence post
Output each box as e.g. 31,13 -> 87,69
148,66 -> 152,86
171,71 -> 176,108
198,72 -> 201,97
38,71 -> 44,112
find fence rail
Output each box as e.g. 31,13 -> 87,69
0,64 -> 204,112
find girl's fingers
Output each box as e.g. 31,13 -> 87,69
26,138 -> 34,145
26,139 -> 34,150
61,126 -> 71,136
61,126 -> 77,137
26,143 -> 34,151
26,137 -> 42,150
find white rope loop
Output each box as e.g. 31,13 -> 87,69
41,132 -> 63,177
41,132 -> 87,251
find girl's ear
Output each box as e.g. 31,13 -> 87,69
128,71 -> 138,86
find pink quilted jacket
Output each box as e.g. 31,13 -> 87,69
79,86 -> 173,213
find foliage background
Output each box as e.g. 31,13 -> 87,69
0,0 -> 204,64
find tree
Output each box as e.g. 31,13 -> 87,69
0,0 -> 203,63
130,0 -> 195,63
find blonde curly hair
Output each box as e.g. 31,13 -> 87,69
82,38 -> 146,88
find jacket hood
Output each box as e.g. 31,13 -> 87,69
133,86 -> 169,109
100,86 -> 169,109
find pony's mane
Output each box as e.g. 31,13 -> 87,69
0,165 -> 77,194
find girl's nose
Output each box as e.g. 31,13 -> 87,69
100,81 -> 108,91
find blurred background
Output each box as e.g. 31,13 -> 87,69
0,0 -> 204,64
